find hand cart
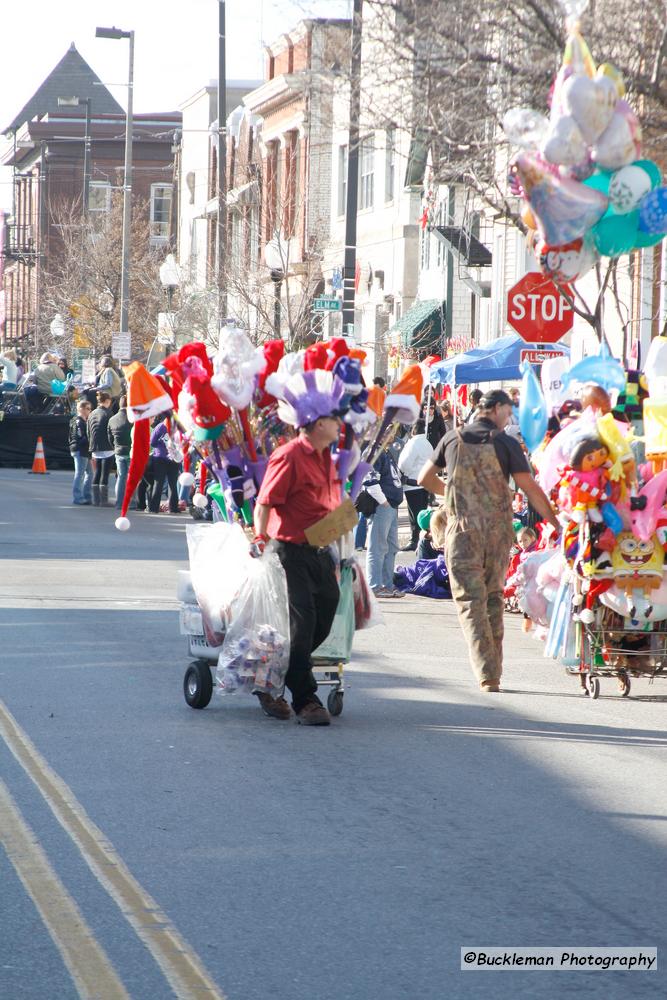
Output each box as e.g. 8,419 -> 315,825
567,603 -> 667,699
179,562 -> 354,717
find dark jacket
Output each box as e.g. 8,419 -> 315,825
415,410 -> 448,450
69,415 -> 90,457
107,408 -> 132,457
367,451 -> 404,508
87,405 -> 112,453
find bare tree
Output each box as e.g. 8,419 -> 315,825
38,192 -> 166,358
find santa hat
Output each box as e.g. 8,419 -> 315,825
303,342 -> 330,371
115,364 -> 173,530
277,369 -> 347,428
256,339 -> 286,409
325,338 -> 350,371
384,365 -> 424,423
186,373 -> 231,440
333,356 -> 364,396
366,386 -> 386,418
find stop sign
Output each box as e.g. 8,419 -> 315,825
507,273 -> 573,344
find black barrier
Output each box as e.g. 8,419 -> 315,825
0,415 -> 72,469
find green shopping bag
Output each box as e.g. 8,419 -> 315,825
313,564 -> 355,662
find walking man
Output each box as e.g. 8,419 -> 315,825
252,370 -> 346,726
418,389 -> 558,692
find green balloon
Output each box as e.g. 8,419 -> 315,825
583,170 -> 613,195
633,159 -> 662,189
634,229 -> 666,249
593,209 -> 639,257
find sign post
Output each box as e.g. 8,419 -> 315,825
507,273 -> 573,344
111,332 -> 132,361
312,297 -> 342,313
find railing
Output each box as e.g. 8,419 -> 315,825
2,223 -> 38,263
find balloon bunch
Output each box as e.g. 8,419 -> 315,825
114,323 -> 425,529
503,0 -> 667,277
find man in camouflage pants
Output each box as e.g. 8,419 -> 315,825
419,389 -> 559,691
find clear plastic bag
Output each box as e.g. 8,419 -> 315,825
186,522 -> 250,645
216,549 -> 290,696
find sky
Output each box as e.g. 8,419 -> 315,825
0,0 -> 351,211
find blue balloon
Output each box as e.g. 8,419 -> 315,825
50,379 -> 66,395
601,501 -> 623,535
638,186 -> 667,235
561,340 -> 627,396
518,360 -> 548,453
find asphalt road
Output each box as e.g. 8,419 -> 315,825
0,468 -> 666,999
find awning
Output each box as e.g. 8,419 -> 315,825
433,226 -> 492,267
390,299 -> 446,352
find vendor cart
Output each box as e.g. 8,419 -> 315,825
179,562 -> 355,717
567,604 -> 667,698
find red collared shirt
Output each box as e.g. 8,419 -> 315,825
257,435 -> 341,544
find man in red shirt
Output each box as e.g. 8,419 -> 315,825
253,392 -> 344,726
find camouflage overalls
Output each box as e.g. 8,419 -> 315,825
444,431 -> 515,685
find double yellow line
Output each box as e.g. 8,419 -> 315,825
0,699 -> 226,999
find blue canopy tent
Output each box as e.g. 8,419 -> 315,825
429,333 -> 569,385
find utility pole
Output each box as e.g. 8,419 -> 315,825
217,0 -> 228,326
341,0 -> 363,335
82,98 -> 92,217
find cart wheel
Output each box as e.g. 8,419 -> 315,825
618,671 -> 631,697
183,660 -> 213,709
586,675 -> 600,700
327,689 -> 344,717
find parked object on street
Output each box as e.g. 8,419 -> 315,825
28,435 -> 48,475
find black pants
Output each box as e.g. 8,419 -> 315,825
93,456 -> 113,486
404,487 -> 429,545
149,458 -> 180,512
276,542 -> 340,712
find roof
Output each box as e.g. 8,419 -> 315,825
390,299 -> 446,352
433,226 -> 492,268
4,44 -> 123,134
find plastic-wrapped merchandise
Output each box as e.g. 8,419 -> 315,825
216,550 -> 290,696
185,522 -> 250,644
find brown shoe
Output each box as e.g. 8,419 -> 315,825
480,680 -> 501,693
296,700 -> 331,726
256,692 -> 292,720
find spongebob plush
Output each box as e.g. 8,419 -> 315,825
611,532 -> 664,596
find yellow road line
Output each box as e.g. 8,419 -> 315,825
0,700 -> 226,1000
0,778 -> 130,1000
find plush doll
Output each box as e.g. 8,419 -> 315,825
559,436 -> 612,523
611,531 -> 665,600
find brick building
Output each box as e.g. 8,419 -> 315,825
0,44 -> 181,354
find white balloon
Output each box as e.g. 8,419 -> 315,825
502,107 -> 550,150
608,164 -> 652,214
557,0 -> 590,19
540,356 -> 571,414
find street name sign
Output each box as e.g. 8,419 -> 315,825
312,297 -> 342,312
520,348 -> 566,365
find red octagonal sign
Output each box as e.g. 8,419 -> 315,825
507,272 -> 573,344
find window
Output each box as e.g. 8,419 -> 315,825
150,184 -> 173,245
359,136 -> 374,211
420,225 -> 431,270
337,144 -> 348,216
88,182 -> 111,232
385,127 -> 396,202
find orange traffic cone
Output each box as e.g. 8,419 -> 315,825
29,436 -> 49,475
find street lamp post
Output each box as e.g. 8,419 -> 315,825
95,26 -> 134,346
159,253 -> 180,348
58,96 -> 92,215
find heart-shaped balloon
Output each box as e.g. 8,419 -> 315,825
593,102 -> 641,171
514,153 -> 608,245
608,163 -> 654,213
563,74 -> 617,145
542,114 -> 587,167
